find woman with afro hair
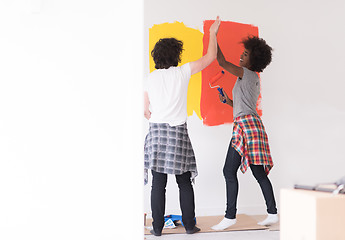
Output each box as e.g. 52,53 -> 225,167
144,17 -> 221,236
211,36 -> 278,230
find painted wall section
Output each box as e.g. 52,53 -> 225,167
149,21 -> 262,126
201,20 -> 261,126
149,22 -> 203,119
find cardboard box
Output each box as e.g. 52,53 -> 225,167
280,188 -> 345,240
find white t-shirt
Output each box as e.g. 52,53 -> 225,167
144,63 -> 191,126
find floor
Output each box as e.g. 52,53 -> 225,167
145,214 -> 280,240
145,230 -> 280,240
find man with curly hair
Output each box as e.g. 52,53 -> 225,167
212,36 -> 278,230
144,17 -> 221,236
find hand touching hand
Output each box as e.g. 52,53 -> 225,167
210,16 -> 221,35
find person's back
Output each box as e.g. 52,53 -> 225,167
146,63 -> 191,126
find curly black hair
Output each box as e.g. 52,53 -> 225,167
242,36 -> 272,72
151,38 -> 184,69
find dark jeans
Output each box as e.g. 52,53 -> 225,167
151,170 -> 196,233
223,142 -> 277,219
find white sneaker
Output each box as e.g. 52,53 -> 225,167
211,218 -> 237,230
258,213 -> 278,226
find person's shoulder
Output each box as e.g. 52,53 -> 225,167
146,70 -> 161,86
243,67 -> 259,80
243,67 -> 256,75
148,68 -> 163,77
180,62 -> 190,69
179,63 -> 191,75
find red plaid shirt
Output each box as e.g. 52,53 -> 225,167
232,114 -> 273,174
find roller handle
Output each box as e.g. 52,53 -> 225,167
218,87 -> 226,103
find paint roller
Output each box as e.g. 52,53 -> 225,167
209,70 -> 226,103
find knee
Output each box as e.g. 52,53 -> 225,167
177,181 -> 193,192
152,175 -> 167,190
250,165 -> 267,183
223,166 -> 236,180
255,175 -> 268,184
176,175 -> 192,189
152,179 -> 166,190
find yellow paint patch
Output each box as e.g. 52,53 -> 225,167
149,22 -> 203,119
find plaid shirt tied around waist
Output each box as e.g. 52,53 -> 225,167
232,114 -> 273,175
144,122 -> 197,185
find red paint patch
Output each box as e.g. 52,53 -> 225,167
201,21 -> 261,126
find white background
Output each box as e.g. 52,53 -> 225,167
144,0 -> 345,217
0,0 -> 143,239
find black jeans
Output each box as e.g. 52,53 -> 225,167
223,142 -> 277,219
151,170 -> 196,233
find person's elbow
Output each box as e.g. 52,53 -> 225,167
211,52 -> 217,62
206,52 -> 217,65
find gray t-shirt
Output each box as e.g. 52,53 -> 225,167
232,67 -> 260,119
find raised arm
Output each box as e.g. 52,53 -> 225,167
190,16 -> 221,75
217,44 -> 244,78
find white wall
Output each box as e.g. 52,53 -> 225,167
0,1 -> 143,239
144,0 -> 345,217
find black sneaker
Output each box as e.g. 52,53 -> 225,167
150,229 -> 162,236
186,226 -> 201,234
